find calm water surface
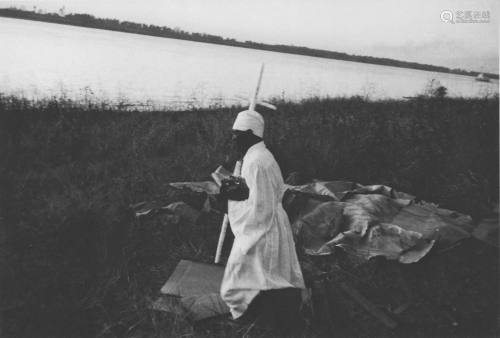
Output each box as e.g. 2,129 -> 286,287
1,17 -> 498,108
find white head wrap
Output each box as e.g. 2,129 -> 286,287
232,110 -> 264,138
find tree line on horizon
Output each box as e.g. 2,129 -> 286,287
1,7 -> 498,80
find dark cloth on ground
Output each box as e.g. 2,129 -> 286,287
232,287 -> 305,331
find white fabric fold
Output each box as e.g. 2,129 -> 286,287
232,110 -> 264,138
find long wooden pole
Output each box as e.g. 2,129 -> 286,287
215,161 -> 241,264
236,63 -> 276,111
249,64 -> 264,111
214,64 -> 269,263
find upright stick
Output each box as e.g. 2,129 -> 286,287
249,64 -> 264,111
235,63 -> 277,111
215,161 -> 241,264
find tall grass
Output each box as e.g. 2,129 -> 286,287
0,94 -> 498,337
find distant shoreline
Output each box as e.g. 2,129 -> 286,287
1,7 -> 498,80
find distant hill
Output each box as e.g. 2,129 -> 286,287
1,7 -> 498,80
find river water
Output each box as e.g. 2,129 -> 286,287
1,17 -> 498,109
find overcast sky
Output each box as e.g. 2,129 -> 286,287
2,0 -> 498,74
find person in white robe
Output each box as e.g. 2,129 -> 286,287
220,110 -> 305,323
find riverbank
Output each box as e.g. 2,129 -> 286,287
1,7 -> 498,80
1,95 -> 498,337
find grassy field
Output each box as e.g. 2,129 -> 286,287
0,94 -> 498,337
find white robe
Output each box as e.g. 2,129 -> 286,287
221,142 -> 305,319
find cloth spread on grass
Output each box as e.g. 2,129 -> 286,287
221,142 -> 305,319
282,180 -> 498,262
169,178 -> 498,263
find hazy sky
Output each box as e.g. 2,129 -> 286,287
2,0 -> 499,73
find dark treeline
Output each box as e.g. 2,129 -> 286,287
1,7 -> 498,80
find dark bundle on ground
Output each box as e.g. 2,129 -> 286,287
0,94 -> 498,337
305,237 -> 498,338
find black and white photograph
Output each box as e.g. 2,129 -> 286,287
1,1 -> 498,337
